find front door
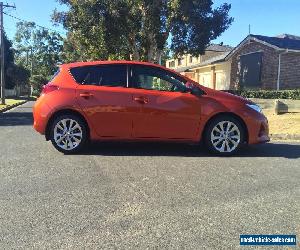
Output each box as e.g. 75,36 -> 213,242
129,65 -> 202,140
74,64 -> 134,138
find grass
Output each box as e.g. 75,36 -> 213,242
263,110 -> 300,135
0,99 -> 25,110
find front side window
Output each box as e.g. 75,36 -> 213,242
130,65 -> 187,92
70,64 -> 127,87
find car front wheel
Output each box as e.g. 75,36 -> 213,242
50,114 -> 88,154
204,115 -> 245,155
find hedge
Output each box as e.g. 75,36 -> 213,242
223,89 -> 300,100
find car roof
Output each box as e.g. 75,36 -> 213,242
61,60 -> 166,69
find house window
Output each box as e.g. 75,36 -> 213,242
178,58 -> 183,66
189,56 -> 193,63
169,61 -> 175,68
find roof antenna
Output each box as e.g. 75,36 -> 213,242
248,24 -> 251,35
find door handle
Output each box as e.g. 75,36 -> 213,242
133,96 -> 148,104
80,92 -> 94,98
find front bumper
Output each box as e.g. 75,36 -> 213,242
246,112 -> 270,144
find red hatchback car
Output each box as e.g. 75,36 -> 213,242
33,61 -> 269,155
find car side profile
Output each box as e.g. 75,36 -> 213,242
33,61 -> 269,155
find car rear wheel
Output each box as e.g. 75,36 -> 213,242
50,114 -> 88,154
204,115 -> 245,155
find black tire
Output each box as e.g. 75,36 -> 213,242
204,115 -> 245,156
49,114 -> 88,154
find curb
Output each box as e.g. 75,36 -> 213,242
0,100 -> 27,113
270,134 -> 300,141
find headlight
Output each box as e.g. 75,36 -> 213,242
246,103 -> 262,113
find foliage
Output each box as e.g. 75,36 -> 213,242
29,74 -> 49,94
0,34 -> 14,89
224,89 -> 300,100
52,0 -> 233,63
14,21 -> 63,82
0,33 -> 30,90
6,64 -> 31,88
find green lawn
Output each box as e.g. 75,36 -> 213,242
0,99 -> 25,110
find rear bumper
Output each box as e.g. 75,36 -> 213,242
33,95 -> 51,135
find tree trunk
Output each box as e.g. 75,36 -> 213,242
129,36 -> 140,61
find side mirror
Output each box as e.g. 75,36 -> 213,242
186,86 -> 204,96
185,82 -> 204,96
192,87 -> 204,96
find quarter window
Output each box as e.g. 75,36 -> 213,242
70,65 -> 127,87
130,65 -> 187,92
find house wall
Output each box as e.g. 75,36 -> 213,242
166,54 -> 200,69
230,40 -> 279,89
192,61 -> 231,90
180,71 -> 196,81
280,52 -> 300,89
215,60 -> 231,90
195,67 -> 212,88
166,51 -> 226,70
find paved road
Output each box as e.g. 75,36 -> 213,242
0,102 -> 299,249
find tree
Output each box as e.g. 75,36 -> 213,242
0,33 -> 30,91
7,64 -> 30,92
0,34 -> 14,89
52,0 -> 233,63
14,21 -> 63,80
29,74 -> 49,94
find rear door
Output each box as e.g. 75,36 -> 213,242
73,64 -> 135,138
129,65 -> 202,140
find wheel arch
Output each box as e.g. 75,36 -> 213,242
202,112 -> 249,143
45,109 -> 90,141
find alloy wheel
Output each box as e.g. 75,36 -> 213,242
210,121 -> 241,153
53,118 -> 83,151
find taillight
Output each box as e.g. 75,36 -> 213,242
42,83 -> 59,94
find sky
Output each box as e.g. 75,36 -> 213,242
3,0 -> 300,47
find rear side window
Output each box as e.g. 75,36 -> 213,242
70,65 -> 127,87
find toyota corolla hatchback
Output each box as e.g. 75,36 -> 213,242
33,61 -> 269,155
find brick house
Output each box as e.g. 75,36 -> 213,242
166,34 -> 300,90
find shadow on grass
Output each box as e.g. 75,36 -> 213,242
79,141 -> 300,159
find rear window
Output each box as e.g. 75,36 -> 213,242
70,65 -> 127,87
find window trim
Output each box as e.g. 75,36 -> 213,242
126,65 -> 129,88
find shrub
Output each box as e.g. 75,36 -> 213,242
223,89 -> 300,100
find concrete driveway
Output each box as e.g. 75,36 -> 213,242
0,102 -> 299,249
